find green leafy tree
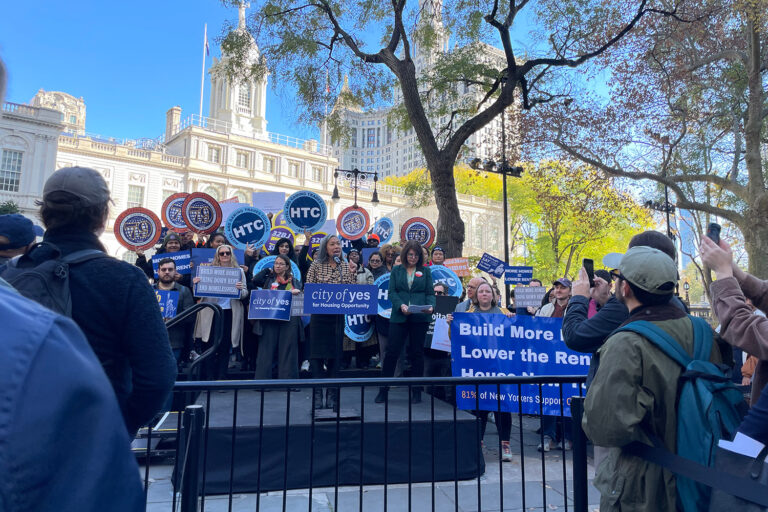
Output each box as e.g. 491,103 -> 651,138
0,201 -> 20,215
225,0 -> 682,256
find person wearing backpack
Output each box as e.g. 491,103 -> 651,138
583,246 -> 737,512
1,166 -> 177,437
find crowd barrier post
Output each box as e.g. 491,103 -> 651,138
570,396 -> 588,512
180,404 -> 205,512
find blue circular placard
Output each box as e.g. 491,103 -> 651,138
283,191 -> 327,233
181,193 -> 222,234
224,206 -> 271,250
372,217 -> 394,245
400,217 -> 435,247
251,255 -> 302,280
161,193 -> 189,233
374,272 -> 392,318
344,314 -> 374,342
114,208 -> 162,251
428,265 -> 463,298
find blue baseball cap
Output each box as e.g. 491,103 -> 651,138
0,214 -> 35,250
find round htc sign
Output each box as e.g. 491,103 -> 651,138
224,206 -> 271,250
283,191 -> 327,233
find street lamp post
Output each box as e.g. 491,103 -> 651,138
469,110 -> 523,307
331,168 -> 379,209
684,280 -> 690,304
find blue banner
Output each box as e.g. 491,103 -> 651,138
428,265 -> 463,298
372,217 -> 394,245
154,290 -> 179,319
374,273 -> 392,318
151,251 -> 191,278
247,290 -> 292,321
193,266 -> 243,298
476,253 -> 506,278
345,314 -> 374,341
189,248 -> 245,269
504,265 -> 534,285
303,284 -> 377,315
451,314 -> 589,416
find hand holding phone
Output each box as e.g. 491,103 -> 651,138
583,258 -> 595,288
706,223 -> 721,245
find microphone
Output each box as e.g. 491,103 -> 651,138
333,256 -> 341,264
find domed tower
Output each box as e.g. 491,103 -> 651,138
208,2 -> 268,138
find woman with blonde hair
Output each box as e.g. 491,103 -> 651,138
193,244 -> 248,380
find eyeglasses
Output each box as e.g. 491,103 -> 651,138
369,259 -> 381,263
219,251 -> 231,256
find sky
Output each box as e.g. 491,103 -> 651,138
0,1 -> 314,141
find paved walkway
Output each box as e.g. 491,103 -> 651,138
143,415 -> 601,512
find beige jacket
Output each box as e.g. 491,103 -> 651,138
710,274 -> 768,404
194,268 -> 248,351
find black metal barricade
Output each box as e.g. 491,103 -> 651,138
140,375 -> 590,512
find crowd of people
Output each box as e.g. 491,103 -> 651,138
4,46 -> 768,510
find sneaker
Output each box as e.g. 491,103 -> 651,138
501,442 -> 512,462
560,439 -> 573,451
189,351 -> 200,361
537,436 -> 554,452
300,360 -> 310,373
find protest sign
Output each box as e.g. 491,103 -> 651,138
193,266 -> 243,299
161,193 -> 188,233
307,232 -> 326,260
504,266 -> 534,285
428,265 -> 463,298
290,292 -> 306,316
319,219 -> 336,236
155,290 -> 179,319
476,253 -> 506,278
151,251 -> 191,277
263,226 -> 295,254
336,206 -> 370,240
247,290 -> 292,321
219,202 -> 245,224
272,210 -> 287,227
283,190 -> 327,233
425,295 -> 459,352
338,234 -> 356,254
252,191 -> 286,214
400,217 -> 435,247
514,285 -> 547,308
361,247 -> 377,266
345,314 -> 374,342
303,284 -> 377,315
189,248 -> 245,268
181,192 -> 222,235
251,255 -> 302,281
114,208 -> 162,251
372,217 -> 394,244
443,257 -> 471,277
450,314 -> 589,416
374,273 -> 392,318
224,206 -> 271,250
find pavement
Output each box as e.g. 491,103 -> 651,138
142,414 -> 601,512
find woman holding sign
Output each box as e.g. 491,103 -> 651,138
252,254 -> 303,380
376,240 -> 435,404
193,244 -> 248,380
306,235 -> 355,411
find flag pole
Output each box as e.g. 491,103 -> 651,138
199,23 -> 207,123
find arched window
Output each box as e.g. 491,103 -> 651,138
203,186 -> 220,201
234,190 -> 249,204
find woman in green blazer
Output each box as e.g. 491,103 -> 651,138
375,240 -> 436,404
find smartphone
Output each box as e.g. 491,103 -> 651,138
706,223 -> 721,245
583,258 -> 595,288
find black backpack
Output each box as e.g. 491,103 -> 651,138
0,242 -> 107,316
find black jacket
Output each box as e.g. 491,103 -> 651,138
35,227 -> 176,436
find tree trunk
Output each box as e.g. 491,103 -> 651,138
429,157 -> 465,257
743,222 -> 768,279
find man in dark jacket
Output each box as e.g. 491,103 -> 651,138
31,166 -> 176,436
154,257 -> 195,364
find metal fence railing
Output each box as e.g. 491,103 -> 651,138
137,375 -> 591,512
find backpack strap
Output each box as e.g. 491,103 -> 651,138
62,249 -> 108,265
615,320 -> 692,368
690,315 -> 714,362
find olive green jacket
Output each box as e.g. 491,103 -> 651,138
583,309 -> 722,512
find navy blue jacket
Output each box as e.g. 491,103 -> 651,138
33,227 -> 177,435
0,286 -> 144,511
739,382 -> 768,446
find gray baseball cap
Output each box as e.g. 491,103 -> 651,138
43,166 -> 110,207
618,246 -> 677,295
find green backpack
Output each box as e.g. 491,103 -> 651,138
615,315 -> 746,512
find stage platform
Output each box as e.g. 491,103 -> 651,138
185,387 -> 484,494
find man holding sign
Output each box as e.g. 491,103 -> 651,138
153,258 -> 194,365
